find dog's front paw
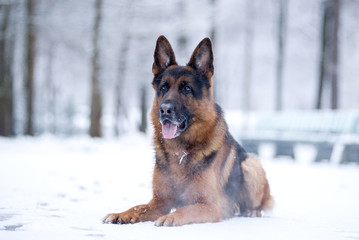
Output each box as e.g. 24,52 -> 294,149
155,213 -> 184,227
103,213 -> 120,224
103,205 -> 153,224
102,212 -> 140,224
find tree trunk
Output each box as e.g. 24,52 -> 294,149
330,0 -> 340,109
209,0 -> 218,101
45,42 -> 56,134
24,0 -> 36,136
316,0 -> 340,109
139,85 -> 147,133
0,3 -> 14,136
177,0 -> 187,56
114,0 -> 133,137
275,0 -> 288,111
209,0 -> 216,46
114,33 -> 130,136
243,0 -> 254,112
89,0 -> 103,137
316,2 -> 327,109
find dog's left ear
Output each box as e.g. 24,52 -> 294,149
187,38 -> 214,77
152,35 -> 177,75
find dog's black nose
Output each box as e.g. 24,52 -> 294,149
160,102 -> 175,115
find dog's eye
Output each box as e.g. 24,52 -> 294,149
160,84 -> 168,94
181,85 -> 192,95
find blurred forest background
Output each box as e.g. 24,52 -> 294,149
0,0 -> 358,137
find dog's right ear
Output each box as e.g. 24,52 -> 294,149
152,35 -> 177,75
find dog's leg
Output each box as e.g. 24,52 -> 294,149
240,157 -> 274,215
154,203 -> 221,227
103,162 -> 176,224
103,199 -> 170,224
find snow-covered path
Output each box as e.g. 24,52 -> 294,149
1,135 -> 358,240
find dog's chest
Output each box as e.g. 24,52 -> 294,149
165,153 -> 212,204
167,152 -> 192,184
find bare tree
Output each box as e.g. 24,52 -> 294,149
24,0 -> 37,136
176,0 -> 187,51
138,85 -> 147,133
275,0 -> 288,111
0,3 -> 14,136
114,32 -> 130,136
209,0 -> 216,45
209,0 -> 218,101
242,0 -> 254,112
114,1 -> 133,136
89,0 -> 103,137
45,42 -> 57,134
317,0 -> 340,109
331,0 -> 340,109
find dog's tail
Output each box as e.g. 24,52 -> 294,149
261,186 -> 274,212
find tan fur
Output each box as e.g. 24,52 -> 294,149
220,145 -> 236,187
239,157 -> 274,216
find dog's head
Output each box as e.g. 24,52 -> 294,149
151,36 -> 218,141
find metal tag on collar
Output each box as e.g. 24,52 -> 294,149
179,151 -> 188,165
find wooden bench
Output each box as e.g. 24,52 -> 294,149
226,111 -> 359,164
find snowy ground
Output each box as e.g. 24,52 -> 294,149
1,134 -> 359,240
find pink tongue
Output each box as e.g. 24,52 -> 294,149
162,122 -> 178,139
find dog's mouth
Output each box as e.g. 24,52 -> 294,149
161,117 -> 187,139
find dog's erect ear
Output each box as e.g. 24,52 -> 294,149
187,38 -> 214,76
152,35 -> 177,75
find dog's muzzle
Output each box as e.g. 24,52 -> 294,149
159,102 -> 188,139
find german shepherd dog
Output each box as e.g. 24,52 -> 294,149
103,36 -> 273,226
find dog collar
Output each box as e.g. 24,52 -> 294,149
179,151 -> 190,165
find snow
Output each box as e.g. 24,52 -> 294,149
1,134 -> 359,240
